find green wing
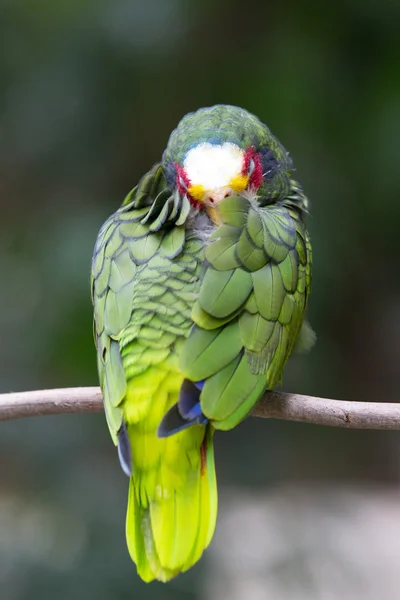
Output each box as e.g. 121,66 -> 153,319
90,163 -> 192,444
180,187 -> 312,431
91,165 -> 220,582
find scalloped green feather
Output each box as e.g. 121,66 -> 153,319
129,232 -> 163,263
235,229 -> 268,271
180,321 -> 242,381
262,225 -> 289,262
95,220 -> 119,252
201,354 -> 263,421
93,290 -> 106,335
117,206 -> 149,222
140,189 -> 171,226
109,249 -> 137,293
92,245 -> 107,279
94,256 -> 111,296
297,265 -> 307,293
218,195 -> 249,227
262,210 -> 282,242
279,294 -> 295,325
205,224 -> 240,270
239,311 -> 275,352
121,185 -> 138,207
119,221 -> 149,239
271,211 -> 297,248
147,195 -> 175,231
160,226 -> 185,259
147,283 -> 168,298
212,376 -> 266,430
103,381 -> 123,443
246,208 -> 264,248
296,232 -> 307,265
132,165 -> 163,209
191,301 -> 242,330
199,354 -> 241,410
198,267 -> 252,318
244,292 -> 258,314
105,340 -> 127,407
175,194 -> 191,226
168,190 -> 181,222
104,282 -> 134,336
267,325 -> 290,383
205,238 -> 239,271
279,250 -> 299,293
252,264 -> 285,321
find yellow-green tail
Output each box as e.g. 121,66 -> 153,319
121,360 -> 217,583
126,425 -> 217,582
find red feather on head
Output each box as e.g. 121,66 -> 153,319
242,147 -> 263,190
174,162 -> 204,210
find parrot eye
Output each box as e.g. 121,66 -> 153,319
174,162 -> 191,196
243,149 -> 263,190
178,176 -> 187,190
248,158 -> 255,176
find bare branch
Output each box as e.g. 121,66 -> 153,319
1,387 -> 400,430
0,388 -> 103,421
252,390 -> 400,429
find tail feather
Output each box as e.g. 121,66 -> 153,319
126,426 -> 217,582
184,427 -> 217,567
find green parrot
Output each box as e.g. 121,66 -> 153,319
91,105 -> 313,582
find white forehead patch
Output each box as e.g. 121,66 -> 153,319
183,142 -> 244,190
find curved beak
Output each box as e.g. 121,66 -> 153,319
203,188 -> 232,225
186,185 -> 233,224
203,187 -> 232,206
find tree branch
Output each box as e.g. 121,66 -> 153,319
1,387 -> 400,430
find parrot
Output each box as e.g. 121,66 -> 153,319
91,104 -> 313,582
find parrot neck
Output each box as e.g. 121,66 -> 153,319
186,210 -> 216,242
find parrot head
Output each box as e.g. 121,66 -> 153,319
163,104 -> 293,221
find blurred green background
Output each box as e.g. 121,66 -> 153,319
1,1 -> 399,598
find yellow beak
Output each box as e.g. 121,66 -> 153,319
187,173 -> 249,224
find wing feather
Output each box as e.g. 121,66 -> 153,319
182,190 -> 312,430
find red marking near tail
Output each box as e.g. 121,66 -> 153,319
200,437 -> 207,476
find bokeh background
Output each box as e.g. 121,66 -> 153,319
1,1 -> 399,598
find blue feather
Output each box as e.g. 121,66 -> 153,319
117,422 -> 132,476
157,379 -> 208,438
